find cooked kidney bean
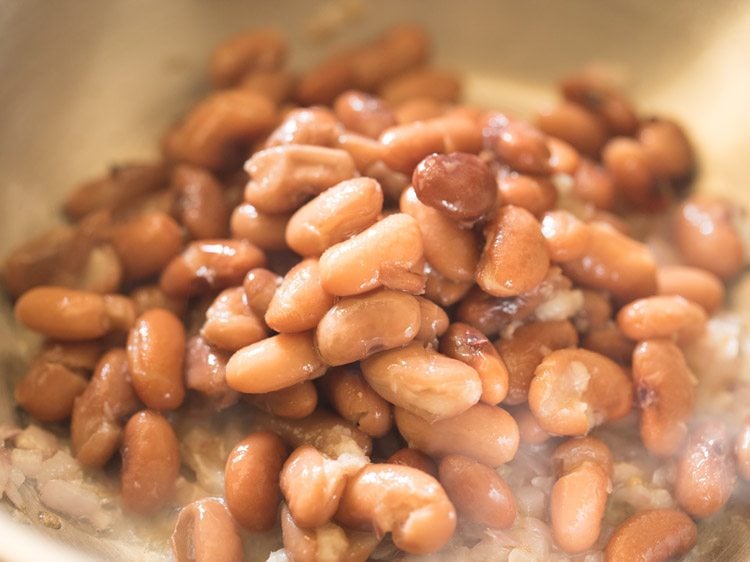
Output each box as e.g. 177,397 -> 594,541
395,403 -> 519,467
617,295 -> 707,343
379,68 -> 460,105
656,265 -> 724,314
476,205 -> 550,297
411,152 -> 496,223
130,284 -> 187,317
638,118 -> 694,182
335,464 -> 456,555
160,239 -> 266,297
438,454 -> 516,529
244,145 -> 358,214
239,68 -> 295,104
423,263 -> 474,307
265,258 -> 334,333
265,106 -> 343,148
127,308 -> 186,411
674,420 -> 737,518
40,340 -> 103,372
210,27 -> 286,88
582,323 -> 636,365
171,498 -> 244,562
400,187 -> 480,281
575,289 -> 612,332
735,416 -> 750,480
184,336 -> 238,410
673,194 -> 746,279
361,342 -> 482,422
121,410 -> 180,514
244,381 -> 318,420
164,89 -> 277,171
321,366 -> 393,437
440,322 -> 508,405
495,319 -> 579,405
334,90 -> 397,139
394,97 -> 445,124
633,340 -> 696,457
224,431 -> 287,532
547,136 -> 581,175
528,348 -> 633,436
229,203 -> 290,251
541,209 -> 591,262
560,222 -> 657,302
602,136 -> 657,208
482,112 -> 551,175
335,131 -> 386,173
286,177 -> 383,257
413,296 -> 449,345
201,287 -> 267,351
509,405 -> 551,445
15,358 -> 87,422
536,101 -> 608,157
605,508 -> 697,562
243,267 -> 282,318
572,157 -> 616,210
318,213 -> 425,296
226,332 -> 326,393
496,171 -> 557,218
170,165 -> 230,240
387,448 -> 439,478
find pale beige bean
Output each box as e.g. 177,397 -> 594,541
379,68 -> 461,105
423,262 -> 474,307
414,296 -> 450,346
439,454 -> 516,529
127,308 -> 186,411
226,332 -> 326,393
71,349 -> 140,468
230,203 -> 290,251
121,410 -> 180,514
476,205 -> 550,298
265,258 -> 334,333
495,319 -> 579,405
335,464 -> 456,555
318,213 -> 425,296
616,295 -> 707,343
201,287 -> 267,351
395,403 -> 519,467
561,222 -> 657,303
633,340 -> 695,457
535,101 -> 608,157
244,145 -> 358,214
321,366 -> 393,437
210,28 -> 287,88
674,420 -> 736,518
265,107 -> 343,148
243,267 -> 282,318
315,289 -> 421,366
184,336 -> 238,410
528,348 -> 633,436
387,448 -> 439,478
286,177 -> 384,257
656,265 -> 725,314
15,359 -> 87,422
334,90 -> 396,139
244,381 -> 318,420
170,165 -> 230,240
400,187 -> 480,282
496,171 -> 558,218
163,89 -> 277,171
361,342 -> 482,422
541,210 -> 591,262
171,498 -> 244,562
281,506 -> 379,562
160,239 -> 266,297
224,431 -> 287,532
605,508 -> 697,562
440,322 -> 509,405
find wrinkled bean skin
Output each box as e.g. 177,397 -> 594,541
638,118 -> 694,182
265,107 -> 343,148
226,332 -> 326,393
265,258 -> 334,333
617,295 -> 707,343
438,454 -> 516,529
121,410 -> 180,514
318,213 -> 425,296
334,90 -> 397,139
184,336 -> 238,410
71,349 -> 140,468
476,205 -> 550,298
387,448 -> 438,478
440,322 -> 509,405
127,309 -> 186,411
201,287 -> 267,351
210,28 -> 287,88
674,420 -> 737,519
171,498 -> 244,562
15,359 -> 88,422
361,342 -> 482,422
656,265 -> 724,314
171,165 -> 231,240
230,203 -> 290,251
286,177 -> 384,257
633,340 -> 695,457
496,171 -> 558,218
495,320 -> 579,405
395,404 -> 519,467
400,187 -> 480,282
224,431 -> 287,532
411,152 -> 497,223
528,348 -> 633,436
735,416 -> 750,480
243,267 -> 282,318
605,508 -> 697,562
536,101 -> 608,157
673,195 -> 745,280
245,381 -> 318,420
482,112 -> 551,175
561,222 -> 657,303
321,366 -> 393,437
335,464 -> 456,555
315,289 -> 420,366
